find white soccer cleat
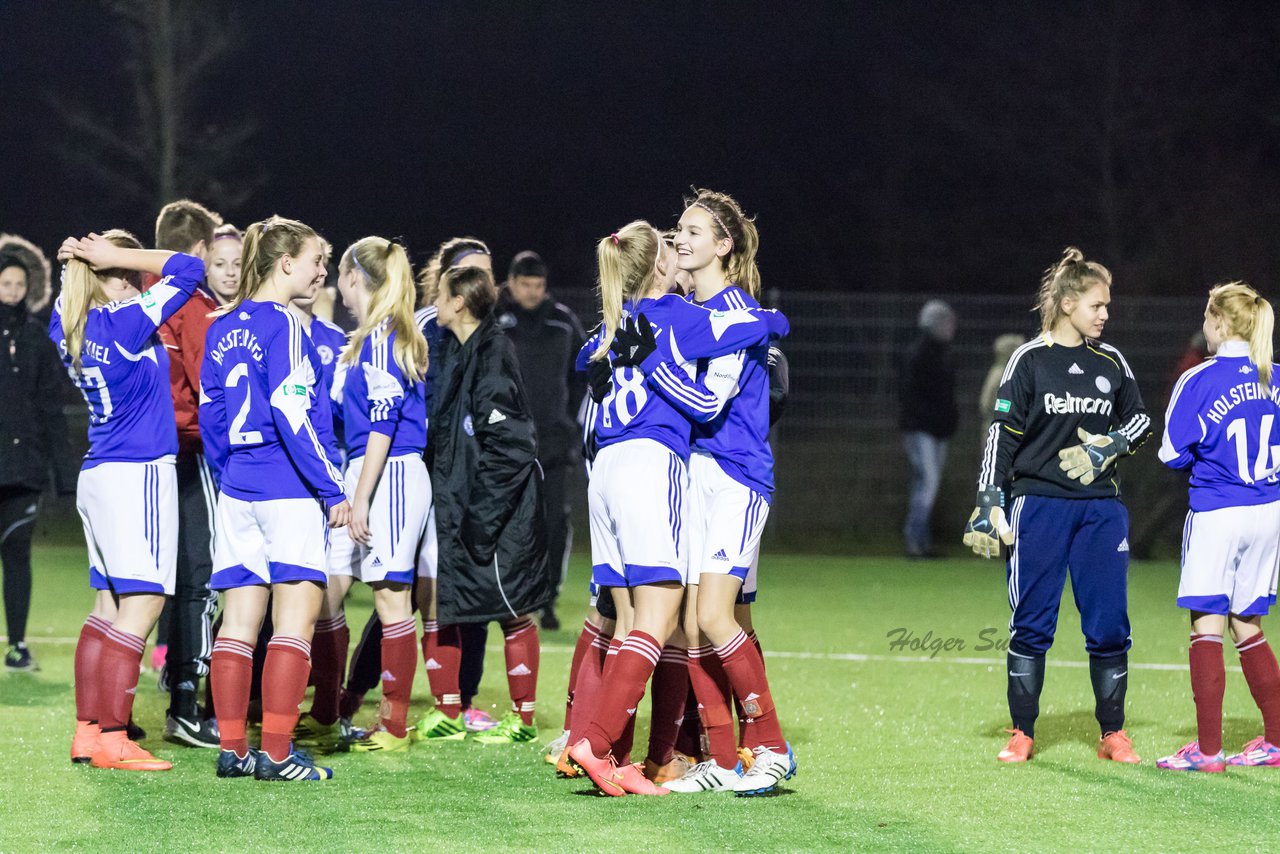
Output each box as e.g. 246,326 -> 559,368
662,759 -> 742,793
544,729 -> 570,765
732,743 -> 797,796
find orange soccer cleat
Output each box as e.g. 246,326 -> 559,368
71,721 -> 100,764
567,738 -> 625,796
90,731 -> 172,771
643,751 -> 697,784
997,728 -> 1034,763
617,762 -> 670,795
555,746 -> 583,778
1098,730 -> 1141,764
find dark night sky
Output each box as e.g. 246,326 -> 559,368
6,1 -> 1280,297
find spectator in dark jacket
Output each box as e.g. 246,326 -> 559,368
495,251 -> 585,629
0,245 -> 78,670
900,300 -> 959,558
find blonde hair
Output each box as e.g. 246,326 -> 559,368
222,215 -> 317,314
1036,247 -> 1113,334
417,237 -> 489,307
592,221 -> 662,361
1208,281 -> 1275,390
340,237 -> 428,383
684,188 -> 762,299
60,229 -> 144,368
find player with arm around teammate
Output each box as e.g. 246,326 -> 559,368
963,247 -> 1152,764
1155,283 -> 1280,772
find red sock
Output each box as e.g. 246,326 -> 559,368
98,627 -> 146,732
565,620 -> 603,729
687,644 -> 737,767
612,710 -> 638,764
308,614 -> 348,726
212,637 -> 255,755
1189,633 -> 1225,755
585,631 -> 661,758
567,630 -> 610,744
74,615 -> 111,723
379,619 -> 417,737
715,630 -> 786,753
503,618 -> 540,725
422,620 -> 462,718
1237,631 -> 1280,744
675,686 -> 702,759
646,645 -> 690,766
261,636 -> 312,762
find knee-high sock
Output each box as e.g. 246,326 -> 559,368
308,614 -> 348,726
1090,652 -> 1128,736
212,637 -> 255,755
422,620 -> 462,718
567,628 -> 610,744
585,631 -> 661,758
565,620 -> 603,729
1237,631 -> 1280,745
261,636 -> 312,762
675,685 -> 702,759
74,615 -> 111,723
646,645 -> 690,766
503,618 -> 539,725
687,644 -> 738,767
715,630 -> 786,753
1007,649 -> 1045,738
379,619 -> 417,737
1189,634 -> 1225,754
98,627 -> 146,732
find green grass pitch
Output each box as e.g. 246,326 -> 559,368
4,541 -> 1280,852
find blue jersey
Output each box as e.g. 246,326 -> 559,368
416,305 -> 441,418
199,300 -> 346,507
576,293 -> 787,458
342,321 -> 428,461
648,286 -> 776,496
306,316 -> 348,469
49,253 -> 204,469
1160,340 -> 1280,511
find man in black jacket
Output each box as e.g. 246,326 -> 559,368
495,251 -> 585,630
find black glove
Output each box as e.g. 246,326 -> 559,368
587,357 -> 613,404
461,517 -> 495,566
610,313 -> 658,369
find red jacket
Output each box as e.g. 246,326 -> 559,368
157,289 -> 219,455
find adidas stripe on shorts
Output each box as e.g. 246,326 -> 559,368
1178,500 -> 1280,616
686,452 -> 770,588
336,452 -> 430,585
588,438 -> 687,587
210,495 -> 329,589
76,458 -> 178,595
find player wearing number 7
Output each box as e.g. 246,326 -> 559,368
1156,283 -> 1280,772
964,247 -> 1151,765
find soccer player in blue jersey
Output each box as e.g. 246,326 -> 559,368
1156,283 -> 1280,771
566,219 -> 788,796
200,216 -> 351,782
52,230 -> 205,771
964,247 -> 1152,764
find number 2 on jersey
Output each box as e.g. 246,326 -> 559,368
227,362 -> 264,445
1225,414 -> 1280,483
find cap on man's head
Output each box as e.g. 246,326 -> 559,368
509,250 -> 547,280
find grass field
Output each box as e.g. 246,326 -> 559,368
4,542 -> 1280,852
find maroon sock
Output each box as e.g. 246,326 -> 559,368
379,619 -> 417,737
675,685 -> 702,759
98,627 -> 146,732
308,614 -> 348,726
422,620 -> 462,718
612,710 -> 638,765
687,644 -> 738,767
1189,633 -> 1225,755
212,637 -> 254,755
74,615 -> 111,723
338,688 -> 365,722
565,621 -> 602,729
567,630 -> 610,744
1237,630 -> 1280,744
585,631 -> 661,758
261,636 -> 312,762
646,645 -> 690,766
503,618 -> 540,725
715,629 -> 786,753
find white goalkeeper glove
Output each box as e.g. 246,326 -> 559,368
1058,427 -> 1129,486
963,486 -> 1015,559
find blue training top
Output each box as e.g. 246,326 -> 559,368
307,316 -> 348,468
1160,339 -> 1280,511
49,253 -> 204,469
341,320 -> 428,461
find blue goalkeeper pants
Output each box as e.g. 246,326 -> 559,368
1005,495 -> 1131,658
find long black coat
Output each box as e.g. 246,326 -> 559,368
0,301 -> 78,493
427,315 -> 550,624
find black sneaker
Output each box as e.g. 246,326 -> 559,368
127,717 -> 147,741
165,708 -> 221,748
255,745 -> 333,781
4,643 -> 38,672
216,747 -> 260,778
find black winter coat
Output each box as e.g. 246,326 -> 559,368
0,302 -> 78,493
427,315 -> 550,624
899,333 -> 959,439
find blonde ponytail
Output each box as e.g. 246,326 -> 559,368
341,237 -> 428,383
592,221 -> 661,361
1208,281 -> 1275,391
1036,247 -> 1113,334
58,228 -> 143,368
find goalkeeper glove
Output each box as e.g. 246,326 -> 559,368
1058,427 -> 1129,485
962,486 -> 1014,559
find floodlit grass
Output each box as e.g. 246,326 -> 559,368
3,543 -> 1280,851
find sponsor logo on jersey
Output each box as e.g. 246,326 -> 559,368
1069,363 -> 1084,375
317,344 -> 334,365
1096,376 -> 1112,394
1117,538 -> 1129,552
994,399 -> 1011,413
282,383 -> 307,396
1043,392 -> 1113,416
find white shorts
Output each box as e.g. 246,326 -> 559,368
329,520 -> 358,578
738,552 -> 759,605
686,453 -> 770,588
211,494 -> 329,589
1179,501 -> 1280,616
77,459 -> 177,595
588,439 -> 687,587
339,453 -> 430,584
416,503 -> 439,580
